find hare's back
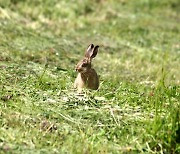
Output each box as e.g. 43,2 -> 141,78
87,69 -> 99,90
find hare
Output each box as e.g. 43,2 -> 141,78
74,44 -> 99,93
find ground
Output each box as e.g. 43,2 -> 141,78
0,0 -> 180,153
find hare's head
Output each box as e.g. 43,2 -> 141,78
75,44 -> 99,73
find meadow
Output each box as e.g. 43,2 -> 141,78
0,0 -> 180,153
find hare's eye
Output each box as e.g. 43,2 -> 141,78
82,63 -> 87,67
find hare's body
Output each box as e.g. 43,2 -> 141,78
74,68 -> 99,92
74,44 -> 99,93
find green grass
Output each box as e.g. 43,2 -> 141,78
0,0 -> 180,153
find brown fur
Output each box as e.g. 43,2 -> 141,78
74,44 -> 99,93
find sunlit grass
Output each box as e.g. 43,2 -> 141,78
0,0 -> 180,153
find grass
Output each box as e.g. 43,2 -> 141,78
0,0 -> 180,153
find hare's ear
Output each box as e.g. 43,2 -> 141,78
85,44 -> 94,58
89,45 -> 99,59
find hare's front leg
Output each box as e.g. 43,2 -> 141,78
74,79 -> 77,89
74,73 -> 85,93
